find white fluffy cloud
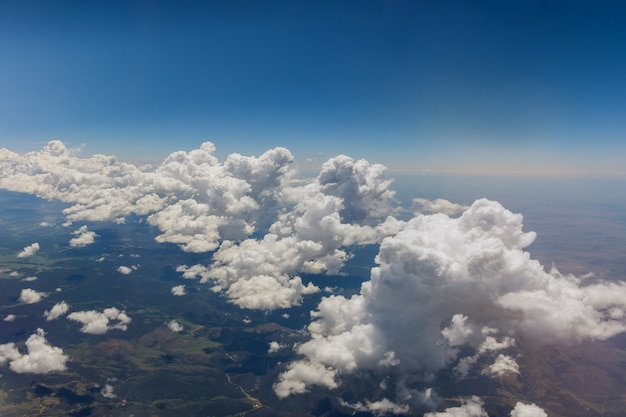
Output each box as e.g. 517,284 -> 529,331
0,141 -> 404,311
117,265 -> 133,275
67,307 -> 131,334
171,285 -> 186,296
166,320 -> 184,332
275,199 -> 626,409
424,396 -> 488,417
0,328 -> 68,374
18,288 -> 46,304
4,314 -> 16,322
268,341 -> 285,354
509,402 -> 548,417
345,398 -> 410,416
100,383 -> 116,399
69,225 -> 97,247
43,301 -> 70,321
178,155 -> 402,310
17,242 -> 39,258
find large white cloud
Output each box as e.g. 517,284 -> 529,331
69,225 -> 97,247
0,328 -> 68,374
171,285 -> 186,296
67,307 -> 131,334
0,141 -> 405,311
509,402 -> 548,417
424,396 -> 488,417
43,301 -> 70,321
18,288 -> 46,304
0,140 -> 292,240
274,199 -> 626,411
17,242 -> 40,258
180,155 -> 403,310
166,320 -> 184,332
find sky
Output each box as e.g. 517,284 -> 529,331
1,0 -> 626,173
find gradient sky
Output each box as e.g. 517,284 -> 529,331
1,0 -> 625,173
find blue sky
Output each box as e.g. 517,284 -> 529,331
1,0 -> 625,174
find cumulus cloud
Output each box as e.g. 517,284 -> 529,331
18,288 -> 46,304
17,242 -> 39,258
0,328 -> 68,374
482,354 -> 519,377
67,307 -> 131,334
69,225 -> 97,247
424,396 -> 487,417
21,276 -> 37,282
181,155 -> 402,310
0,141 -> 404,311
4,314 -> 16,322
275,199 -> 626,409
101,383 -> 116,399
166,320 -> 183,332
171,285 -> 186,296
268,341 -> 285,354
509,402 -> 548,417
43,301 -> 70,321
344,398 -> 410,416
117,265 -> 133,275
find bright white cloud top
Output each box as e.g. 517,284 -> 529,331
18,288 -> 46,304
67,307 -> 132,334
166,320 -> 184,332
69,225 -> 98,247
170,285 -> 186,296
17,242 -> 39,258
117,265 -> 133,275
0,329 -> 68,374
43,301 -> 70,321
1,140 -> 625,414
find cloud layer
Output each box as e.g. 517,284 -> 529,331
1,141 -> 625,414
18,288 -> 46,304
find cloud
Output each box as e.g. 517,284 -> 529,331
18,288 -> 46,304
69,225 -> 97,247
482,354 -> 519,377
424,396 -> 488,417
171,285 -> 186,296
67,307 -> 131,334
4,314 -> 16,322
509,402 -> 548,417
274,199 -> 626,408
0,328 -> 68,374
184,155 -> 402,310
166,320 -> 183,332
43,301 -> 70,321
101,384 -> 116,399
21,276 -> 37,282
0,141 -> 404,311
17,242 -> 39,258
413,198 -> 469,216
117,266 -> 132,275
268,341 -> 285,354
2,140 -> 625,413
344,398 -> 410,416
